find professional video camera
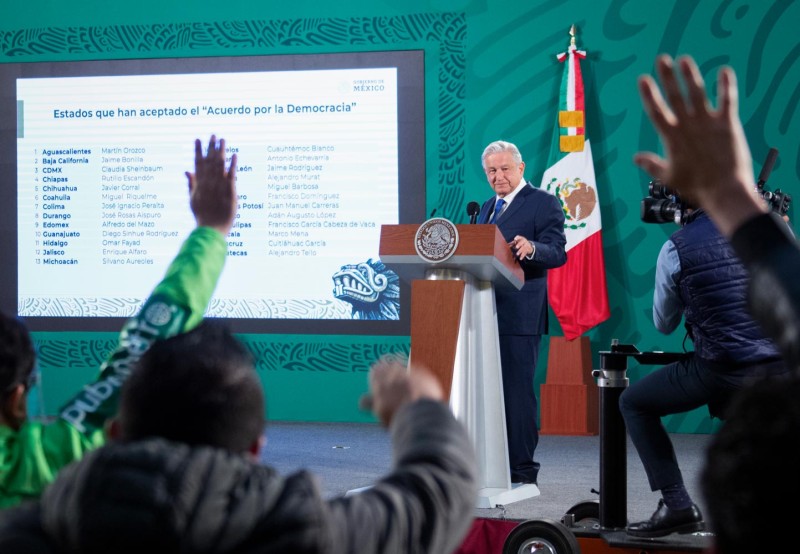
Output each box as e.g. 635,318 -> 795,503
640,180 -> 685,225
640,147 -> 792,224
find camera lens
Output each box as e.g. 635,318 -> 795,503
641,197 -> 680,224
648,181 -> 673,199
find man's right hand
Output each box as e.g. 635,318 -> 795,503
186,135 -> 238,235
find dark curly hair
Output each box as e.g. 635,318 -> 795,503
0,311 -> 36,397
119,320 -> 265,453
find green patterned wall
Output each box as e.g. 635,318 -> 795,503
4,0 -> 799,431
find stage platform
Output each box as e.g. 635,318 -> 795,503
260,420 -> 714,552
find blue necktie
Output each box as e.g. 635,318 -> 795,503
489,198 -> 505,224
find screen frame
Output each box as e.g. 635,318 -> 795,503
1,50 -> 425,335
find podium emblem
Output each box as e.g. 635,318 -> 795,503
414,217 -> 459,263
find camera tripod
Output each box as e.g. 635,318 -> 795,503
503,341 -> 714,554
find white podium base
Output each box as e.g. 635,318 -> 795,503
476,483 -> 541,509
347,483 -> 541,509
445,273 -> 541,508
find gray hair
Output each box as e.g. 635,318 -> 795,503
481,140 -> 523,168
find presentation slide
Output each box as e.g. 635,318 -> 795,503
3,52 -> 425,333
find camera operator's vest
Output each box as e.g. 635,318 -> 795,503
671,212 -> 780,364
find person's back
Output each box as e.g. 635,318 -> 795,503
622,207 -> 788,537
12,322 -> 275,553
669,211 -> 781,366
0,323 -> 477,553
630,53 -> 800,550
0,267 -> 225,508
0,135 -> 237,509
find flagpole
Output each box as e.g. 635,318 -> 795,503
539,24 -> 609,436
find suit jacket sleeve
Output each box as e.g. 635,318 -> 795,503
522,189 -> 567,271
495,185 -> 566,278
491,184 -> 566,335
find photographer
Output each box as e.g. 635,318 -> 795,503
621,195 -> 790,538
635,54 -> 800,372
632,53 -> 800,553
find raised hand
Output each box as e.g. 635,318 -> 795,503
634,55 -> 766,236
368,354 -> 443,427
186,135 -> 238,235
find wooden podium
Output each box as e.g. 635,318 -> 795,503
379,221 -> 541,508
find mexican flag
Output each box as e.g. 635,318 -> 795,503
539,32 -> 610,340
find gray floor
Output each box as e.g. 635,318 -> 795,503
260,421 -> 712,525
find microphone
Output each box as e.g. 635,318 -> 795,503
757,147 -> 779,189
429,208 -> 437,219
466,201 -> 480,224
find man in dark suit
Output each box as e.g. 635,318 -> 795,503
477,140 -> 567,485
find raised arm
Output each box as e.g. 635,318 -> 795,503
324,355 -> 477,553
0,137 -> 238,507
633,54 -> 766,237
367,354 -> 443,426
59,136 -> 237,435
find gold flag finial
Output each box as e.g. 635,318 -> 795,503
569,24 -> 576,47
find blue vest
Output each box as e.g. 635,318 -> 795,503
670,212 -> 780,364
